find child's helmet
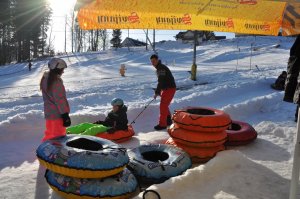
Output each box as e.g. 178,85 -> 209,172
48,58 -> 67,70
111,98 -> 124,106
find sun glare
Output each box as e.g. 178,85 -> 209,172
48,0 -> 77,15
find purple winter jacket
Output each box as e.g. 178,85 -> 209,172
41,72 -> 70,120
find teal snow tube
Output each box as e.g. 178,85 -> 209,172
36,135 -> 129,178
45,168 -> 138,199
128,144 -> 192,184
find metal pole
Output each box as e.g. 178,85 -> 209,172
250,43 -> 253,70
193,32 -> 197,65
64,15 -> 67,53
71,12 -> 74,53
146,29 -> 148,51
42,20 -> 44,56
237,41 -> 240,72
143,29 -> 156,54
289,106 -> 300,199
127,29 -> 130,51
191,31 -> 198,81
153,29 -> 156,53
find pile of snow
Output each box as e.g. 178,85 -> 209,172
135,151 -> 289,199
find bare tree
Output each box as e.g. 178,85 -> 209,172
47,23 -> 55,55
99,29 -> 108,51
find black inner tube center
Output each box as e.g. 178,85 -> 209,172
66,138 -> 103,151
187,108 -> 215,115
142,151 -> 169,162
228,123 -> 242,131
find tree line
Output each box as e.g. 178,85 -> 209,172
0,0 -> 51,65
0,0 -> 213,66
0,0 -> 123,66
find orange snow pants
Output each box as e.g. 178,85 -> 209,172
159,88 -> 176,127
42,119 -> 66,142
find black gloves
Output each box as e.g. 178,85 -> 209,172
61,113 -> 71,127
94,120 -> 104,125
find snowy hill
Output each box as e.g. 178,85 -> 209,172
0,36 -> 298,199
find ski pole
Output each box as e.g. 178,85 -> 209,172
130,98 -> 155,125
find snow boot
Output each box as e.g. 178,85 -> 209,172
167,115 -> 172,126
154,125 -> 167,130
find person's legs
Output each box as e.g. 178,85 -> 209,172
42,119 -> 66,142
158,88 -> 176,127
295,105 -> 299,122
67,123 -> 96,134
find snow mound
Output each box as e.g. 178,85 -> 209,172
135,151 -> 289,199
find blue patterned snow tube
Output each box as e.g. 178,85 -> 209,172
128,144 -> 192,184
36,135 -> 129,178
45,168 -> 138,199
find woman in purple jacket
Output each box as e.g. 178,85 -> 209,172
40,58 -> 71,142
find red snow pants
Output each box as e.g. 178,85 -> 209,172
159,88 -> 176,127
42,119 -> 66,142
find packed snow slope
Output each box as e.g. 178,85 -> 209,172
0,36 -> 299,199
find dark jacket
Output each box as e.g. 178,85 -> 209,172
97,105 -> 128,131
155,61 -> 176,95
274,73 -> 287,90
290,35 -> 300,57
284,35 -> 300,104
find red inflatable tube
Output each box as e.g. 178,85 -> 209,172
168,123 -> 227,148
165,137 -> 225,164
226,121 -> 257,146
96,125 -> 135,143
172,107 -> 232,132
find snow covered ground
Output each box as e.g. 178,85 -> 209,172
0,36 -> 298,199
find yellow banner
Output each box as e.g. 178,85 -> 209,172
282,3 -> 300,35
77,0 -> 287,36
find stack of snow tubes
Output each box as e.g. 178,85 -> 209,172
36,135 -> 138,199
166,107 -> 231,163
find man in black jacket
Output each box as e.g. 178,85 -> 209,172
283,35 -> 300,122
150,54 -> 176,130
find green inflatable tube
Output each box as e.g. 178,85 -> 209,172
67,123 -> 110,136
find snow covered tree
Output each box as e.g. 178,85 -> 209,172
110,29 -> 122,49
203,31 -> 215,40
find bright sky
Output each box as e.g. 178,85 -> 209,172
48,0 -> 235,52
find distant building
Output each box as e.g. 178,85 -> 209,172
215,36 -> 227,40
121,37 -> 147,47
175,31 -> 204,44
175,31 -> 225,44
235,33 -> 265,37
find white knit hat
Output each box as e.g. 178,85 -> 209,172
48,58 -> 67,70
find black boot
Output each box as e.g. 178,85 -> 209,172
154,125 -> 167,130
167,115 -> 172,126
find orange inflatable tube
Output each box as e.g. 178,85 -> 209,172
172,107 -> 231,132
96,125 -> 135,143
168,123 -> 227,147
166,138 -> 225,163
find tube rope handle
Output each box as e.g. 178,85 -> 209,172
130,99 -> 155,125
158,160 -> 166,171
143,190 -> 161,199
